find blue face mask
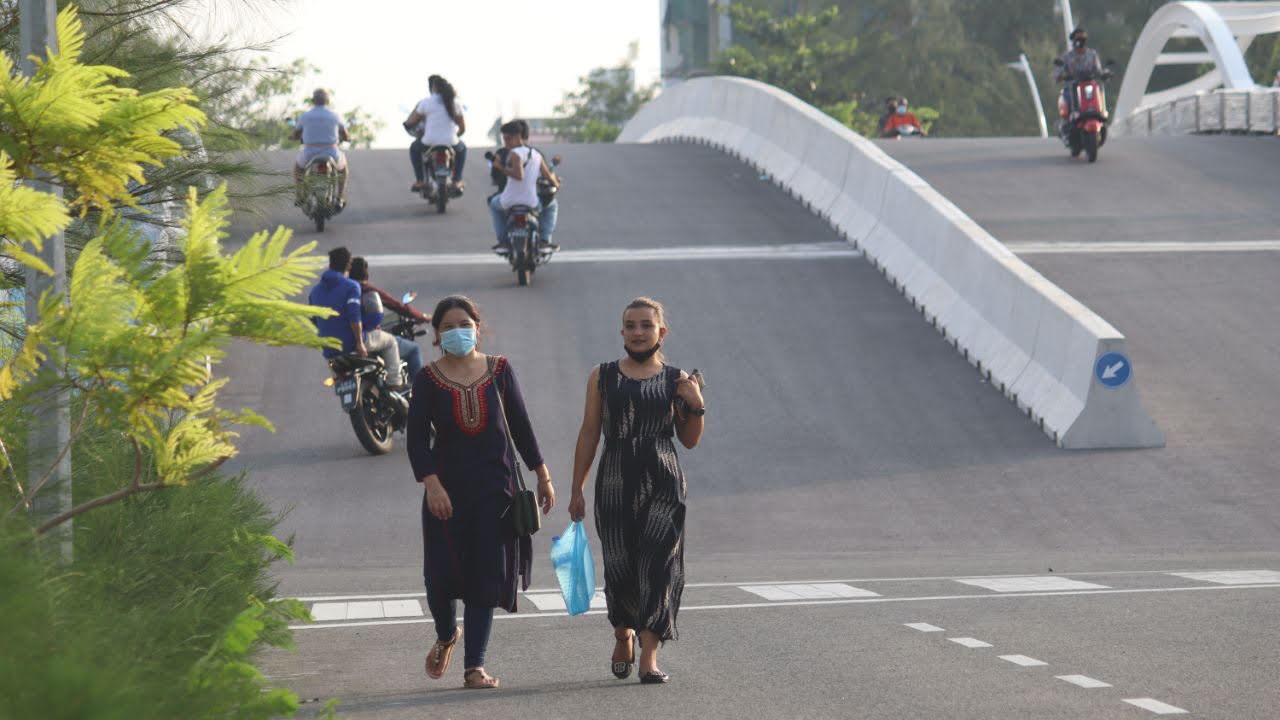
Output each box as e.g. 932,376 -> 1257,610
440,327 -> 476,356
897,105 -> 908,115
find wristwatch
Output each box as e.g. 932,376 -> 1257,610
686,405 -> 706,417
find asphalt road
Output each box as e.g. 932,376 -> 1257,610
224,136 -> 1280,719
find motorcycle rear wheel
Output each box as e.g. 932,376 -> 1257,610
315,215 -> 326,232
350,391 -> 394,455
435,191 -> 447,214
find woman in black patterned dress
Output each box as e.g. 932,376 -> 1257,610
569,297 -> 705,685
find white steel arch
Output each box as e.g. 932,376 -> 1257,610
1114,2 -> 1280,121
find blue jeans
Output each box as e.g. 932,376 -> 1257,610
489,195 -> 558,245
396,336 -> 422,382
410,140 -> 466,182
427,591 -> 495,669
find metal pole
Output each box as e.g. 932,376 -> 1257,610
1060,0 -> 1076,49
20,0 -> 71,559
1008,54 -> 1049,138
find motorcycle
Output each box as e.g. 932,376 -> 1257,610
421,144 -> 461,214
488,153 -> 562,287
1055,59 -> 1114,163
324,292 -> 426,455
291,118 -> 352,232
298,155 -> 343,232
887,122 -> 924,139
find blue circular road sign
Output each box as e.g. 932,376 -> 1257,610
1095,351 -> 1131,388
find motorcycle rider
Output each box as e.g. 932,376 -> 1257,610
489,119 -> 560,254
348,256 -> 425,384
880,97 -> 924,137
404,75 -> 467,194
1056,27 -> 1105,123
308,246 -> 367,361
293,89 -> 351,209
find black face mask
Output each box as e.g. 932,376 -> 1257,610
625,342 -> 661,363
1073,38 -> 1086,49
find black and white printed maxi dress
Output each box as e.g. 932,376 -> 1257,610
594,360 -> 687,642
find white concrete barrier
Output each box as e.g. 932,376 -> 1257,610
619,76 -> 1164,449
1114,88 -> 1280,136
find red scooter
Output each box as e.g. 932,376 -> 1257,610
1055,59 -> 1114,163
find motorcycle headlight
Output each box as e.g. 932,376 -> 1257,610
1084,86 -> 1095,99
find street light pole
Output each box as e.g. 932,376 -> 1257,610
1059,0 -> 1076,48
1007,53 -> 1049,138
20,0 -> 72,558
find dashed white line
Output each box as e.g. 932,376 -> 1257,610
1123,698 -> 1188,715
949,637 -> 993,648
1056,674 -> 1111,689
999,654 -> 1048,667
1007,239 -> 1280,255
904,623 -> 945,632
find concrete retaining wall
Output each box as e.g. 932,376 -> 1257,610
620,76 -> 1164,449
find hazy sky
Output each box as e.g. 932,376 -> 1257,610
188,0 -> 663,147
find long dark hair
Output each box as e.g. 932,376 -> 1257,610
434,76 -> 459,121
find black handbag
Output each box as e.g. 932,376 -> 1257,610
494,381 -> 540,537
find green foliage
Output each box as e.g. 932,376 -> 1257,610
714,4 -> 882,135
0,457 -> 312,720
0,7 -> 205,215
552,42 -> 658,143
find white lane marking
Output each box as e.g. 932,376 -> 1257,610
740,583 -> 879,601
309,602 -> 348,622
381,599 -> 424,618
363,242 -> 861,268
955,576 -> 1109,593
1056,674 -> 1112,689
1170,569 -> 1280,585
1008,240 -> 1280,255
289,582 -> 1280,630
904,623 -> 945,632
292,568 -> 1253,600
345,601 -> 384,620
949,637 -> 993,648
999,654 -> 1048,667
1123,698 -> 1188,714
523,591 -> 607,611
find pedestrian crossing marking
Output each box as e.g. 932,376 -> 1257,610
523,591 -> 607,612
739,583 -> 879,601
954,576 -> 1109,593
309,599 -> 423,622
1169,570 -> 1280,585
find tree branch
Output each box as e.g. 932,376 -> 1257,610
0,435 -> 26,511
34,479 -> 169,535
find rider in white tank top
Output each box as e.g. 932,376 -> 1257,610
497,146 -> 543,209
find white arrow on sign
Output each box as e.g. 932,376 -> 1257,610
1101,361 -> 1126,380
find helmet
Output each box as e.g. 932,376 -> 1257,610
1070,27 -> 1088,43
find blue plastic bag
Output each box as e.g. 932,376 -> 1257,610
549,520 -> 596,616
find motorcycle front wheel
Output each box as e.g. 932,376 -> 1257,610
315,214 -> 326,232
350,390 -> 394,455
1084,131 -> 1099,163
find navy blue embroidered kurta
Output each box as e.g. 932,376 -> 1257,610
407,355 -> 544,612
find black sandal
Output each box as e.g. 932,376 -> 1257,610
639,669 -> 670,684
611,629 -> 635,679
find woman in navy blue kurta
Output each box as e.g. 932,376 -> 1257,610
407,296 -> 554,689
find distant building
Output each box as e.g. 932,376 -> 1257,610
661,0 -> 733,86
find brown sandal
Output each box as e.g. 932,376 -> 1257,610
612,628 -> 636,679
424,627 -> 460,679
463,667 -> 500,689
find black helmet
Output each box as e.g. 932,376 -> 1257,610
1070,26 -> 1088,42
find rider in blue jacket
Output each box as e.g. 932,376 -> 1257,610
309,246 -> 367,359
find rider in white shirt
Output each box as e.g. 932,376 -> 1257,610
403,75 -> 467,193
489,120 -> 560,253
